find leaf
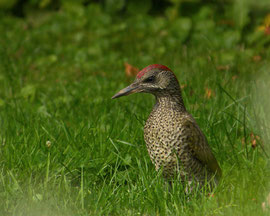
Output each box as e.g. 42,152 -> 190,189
232,0 -> 250,30
20,84 -> 36,102
170,17 -> 192,43
39,0 -> 51,8
250,133 -> 257,148
0,98 -> 4,107
124,62 -> 139,77
223,30 -> 241,47
232,75 -> 238,81
104,0 -> 125,14
180,84 -> 187,89
205,87 -> 215,99
219,51 -> 236,65
0,0 -> 17,9
217,65 -> 230,71
264,14 -> 270,27
256,14 -> 270,38
252,55 -> 262,62
257,14 -> 270,34
265,27 -> 270,36
250,133 -> 261,149
123,154 -> 132,165
127,0 -> 151,15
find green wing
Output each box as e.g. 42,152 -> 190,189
182,118 -> 222,177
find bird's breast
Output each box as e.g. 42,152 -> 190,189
144,108 -> 188,171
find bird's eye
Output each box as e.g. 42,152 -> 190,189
144,76 -> 155,83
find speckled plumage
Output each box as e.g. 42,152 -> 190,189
112,64 -> 221,187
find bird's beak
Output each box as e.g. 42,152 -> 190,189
111,83 -> 139,99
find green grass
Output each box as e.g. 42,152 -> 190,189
1,5 -> 270,216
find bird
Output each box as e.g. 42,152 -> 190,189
112,64 -> 222,188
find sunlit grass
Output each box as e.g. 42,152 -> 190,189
0,7 -> 270,216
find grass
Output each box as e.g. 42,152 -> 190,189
0,5 -> 270,216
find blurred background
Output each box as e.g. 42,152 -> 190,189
1,0 -> 270,66
1,0 -> 270,75
1,0 -> 270,215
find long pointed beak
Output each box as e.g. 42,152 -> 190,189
111,83 -> 139,99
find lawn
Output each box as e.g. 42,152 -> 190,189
0,2 -> 270,216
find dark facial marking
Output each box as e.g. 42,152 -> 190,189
143,75 -> 155,83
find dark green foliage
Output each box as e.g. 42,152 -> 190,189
0,1 -> 270,215
0,0 -> 270,48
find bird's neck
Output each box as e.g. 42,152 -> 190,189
155,94 -> 186,112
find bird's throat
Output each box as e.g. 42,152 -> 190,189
155,94 -> 186,112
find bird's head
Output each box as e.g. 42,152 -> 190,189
112,64 -> 181,99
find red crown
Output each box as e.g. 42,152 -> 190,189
137,64 -> 172,78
